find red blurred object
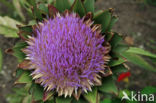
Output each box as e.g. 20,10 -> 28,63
117,72 -> 131,82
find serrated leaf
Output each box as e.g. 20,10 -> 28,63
15,71 -> 32,84
0,49 -> 2,72
121,52 -> 156,72
56,0 -> 70,12
72,0 -> 86,17
94,10 -> 111,33
99,76 -> 118,94
141,86 -> 156,94
83,0 -> 94,13
0,16 -> 22,37
126,47 -> 156,58
83,87 -> 98,103
56,96 -> 72,103
13,42 -> 27,62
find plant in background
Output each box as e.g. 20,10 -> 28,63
144,0 -> 156,6
5,0 -> 156,103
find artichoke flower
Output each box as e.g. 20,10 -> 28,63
22,12 -> 111,97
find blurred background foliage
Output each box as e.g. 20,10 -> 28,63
0,0 -> 156,103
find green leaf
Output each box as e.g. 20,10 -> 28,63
126,47 -> 156,58
31,2 -> 43,21
22,95 -> 32,103
83,0 -> 94,13
13,42 -> 27,62
110,33 -> 122,48
19,0 -> 32,16
38,4 -> 48,14
108,57 -> 125,67
13,0 -> 26,21
100,98 -> 112,103
94,10 -> 111,33
56,96 -> 72,103
72,98 -> 87,103
69,0 -> 75,5
72,0 -> 86,17
15,71 -> 32,84
141,86 -> 156,94
99,76 -> 118,94
16,69 -> 24,77
83,87 -> 98,103
32,84 -> 43,101
112,64 -> 128,74
112,43 -> 129,53
0,16 -> 22,37
144,0 -> 156,6
56,0 -> 70,12
0,49 -> 2,72
121,52 -> 156,72
28,20 -> 37,25
18,25 -> 33,33
107,16 -> 118,32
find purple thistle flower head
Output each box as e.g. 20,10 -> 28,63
23,13 -> 110,97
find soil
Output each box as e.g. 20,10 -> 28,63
0,0 -> 156,103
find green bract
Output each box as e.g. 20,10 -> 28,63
5,0 -> 156,103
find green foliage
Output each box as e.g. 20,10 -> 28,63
100,98 -> 111,103
126,47 -> 156,58
13,0 -> 26,21
83,0 -> 95,13
94,10 -> 112,33
83,87 -> 98,103
31,84 -> 44,101
141,86 -> 156,94
72,0 -> 86,17
0,16 -> 22,37
144,0 -> 156,6
15,71 -> 32,84
121,52 -> 156,72
99,76 -> 118,95
56,96 -> 73,103
56,0 -> 70,12
7,88 -> 31,103
13,42 -> 27,62
0,48 -> 2,72
112,64 -> 128,74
